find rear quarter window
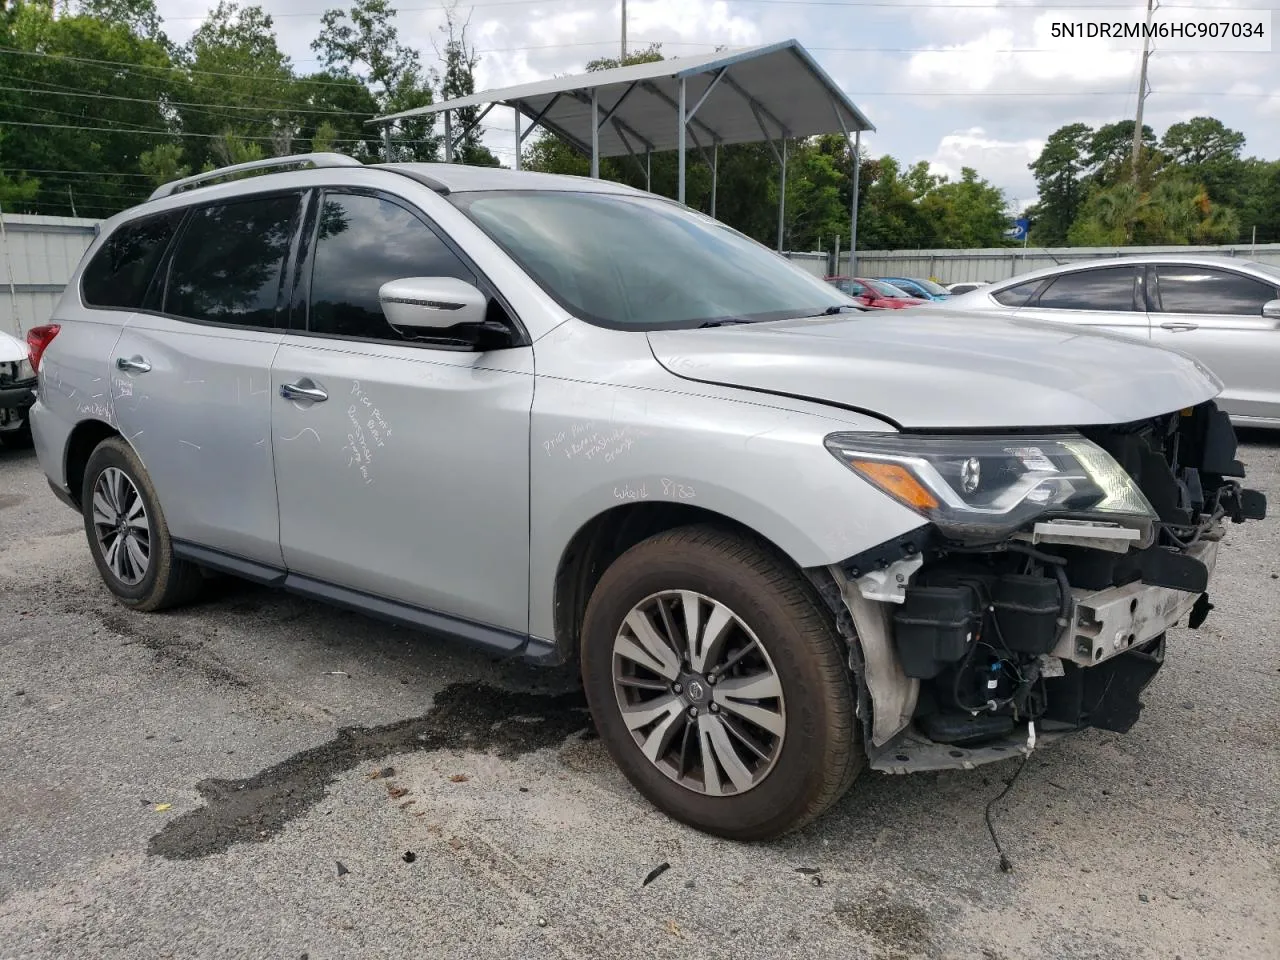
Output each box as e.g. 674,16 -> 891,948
991,279 -> 1040,307
81,210 -> 184,309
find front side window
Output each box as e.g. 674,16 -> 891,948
1153,265 -> 1278,316
1035,267 -> 1137,311
81,210 -> 184,309
450,191 -> 850,329
307,192 -> 477,340
164,194 -> 300,327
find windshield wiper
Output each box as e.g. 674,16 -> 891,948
821,304 -> 863,314
697,318 -> 753,328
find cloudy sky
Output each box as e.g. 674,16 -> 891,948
153,0 -> 1280,210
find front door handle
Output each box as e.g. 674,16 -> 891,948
280,379 -> 328,403
116,355 -> 152,373
1159,321 -> 1199,332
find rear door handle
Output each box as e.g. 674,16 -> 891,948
116,355 -> 152,373
1159,321 -> 1199,332
280,379 -> 328,403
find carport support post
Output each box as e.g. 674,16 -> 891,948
443,110 -> 453,162
590,88 -> 600,178
382,122 -> 392,162
645,149 -> 652,192
777,138 -> 787,252
849,129 -> 862,276
513,109 -> 521,170
711,141 -> 718,219
677,78 -> 686,204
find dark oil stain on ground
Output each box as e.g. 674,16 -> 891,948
0,493 -> 26,511
149,680 -> 590,860
86,607 -> 249,689
834,888 -> 936,960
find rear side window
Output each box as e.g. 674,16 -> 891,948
1154,266 -> 1278,316
1035,267 -> 1137,311
306,192 -> 477,341
81,211 -> 183,309
164,194 -> 301,327
991,279 -> 1040,307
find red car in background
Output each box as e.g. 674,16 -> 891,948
826,276 -> 927,309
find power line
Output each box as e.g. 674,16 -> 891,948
0,80 -> 375,118
0,119 -> 390,141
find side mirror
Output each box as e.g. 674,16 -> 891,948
1262,299 -> 1280,321
379,276 -> 488,332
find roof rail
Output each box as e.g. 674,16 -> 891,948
148,153 -> 363,201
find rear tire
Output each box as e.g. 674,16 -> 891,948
81,437 -> 203,611
580,525 -> 863,840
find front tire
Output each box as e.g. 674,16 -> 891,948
580,525 -> 863,840
81,437 -> 203,611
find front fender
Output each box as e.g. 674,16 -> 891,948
526,375 -> 926,643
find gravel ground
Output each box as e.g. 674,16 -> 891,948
0,435 -> 1276,960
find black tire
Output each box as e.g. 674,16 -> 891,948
81,436 -> 203,611
580,525 -> 863,840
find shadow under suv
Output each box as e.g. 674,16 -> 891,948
27,155 -> 1265,840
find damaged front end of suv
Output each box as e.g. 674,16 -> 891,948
816,401 -> 1266,772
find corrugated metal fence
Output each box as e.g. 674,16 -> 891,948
788,243 -> 1280,284
0,213 -> 98,339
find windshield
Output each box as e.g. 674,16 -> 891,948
867,279 -> 914,298
449,190 -> 853,329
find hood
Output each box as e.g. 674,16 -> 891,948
648,309 -> 1222,429
0,330 -> 25,364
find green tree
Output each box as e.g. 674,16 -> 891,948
920,167 -> 1010,248
1026,122 -> 1093,244
436,5 -> 498,166
138,142 -> 189,185
312,0 -> 437,160
0,1 -> 176,217
177,2 -> 295,170
1159,116 -> 1247,212
1086,120 -> 1155,188
0,132 -> 40,211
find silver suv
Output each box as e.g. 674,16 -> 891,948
28,156 -> 1266,840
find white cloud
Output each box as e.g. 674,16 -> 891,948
924,128 -> 1043,210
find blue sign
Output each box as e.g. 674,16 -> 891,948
1004,217 -> 1030,241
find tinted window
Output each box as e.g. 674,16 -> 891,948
452,191 -> 849,329
164,194 -> 299,327
81,211 -> 183,309
308,192 -> 477,340
992,279 -> 1040,306
1036,267 -> 1136,311
1154,266 -> 1278,316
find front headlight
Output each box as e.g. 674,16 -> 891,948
824,432 -> 1156,542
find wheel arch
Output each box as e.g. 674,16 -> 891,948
551,501 -> 811,666
63,418 -> 122,508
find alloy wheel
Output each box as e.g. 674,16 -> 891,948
612,590 -> 786,796
91,466 -> 151,585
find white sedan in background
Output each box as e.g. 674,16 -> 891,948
943,255 -> 1280,428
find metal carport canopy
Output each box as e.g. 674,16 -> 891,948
370,39 -> 875,257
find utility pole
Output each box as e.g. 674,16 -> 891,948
620,0 -> 627,64
1130,0 -> 1156,181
